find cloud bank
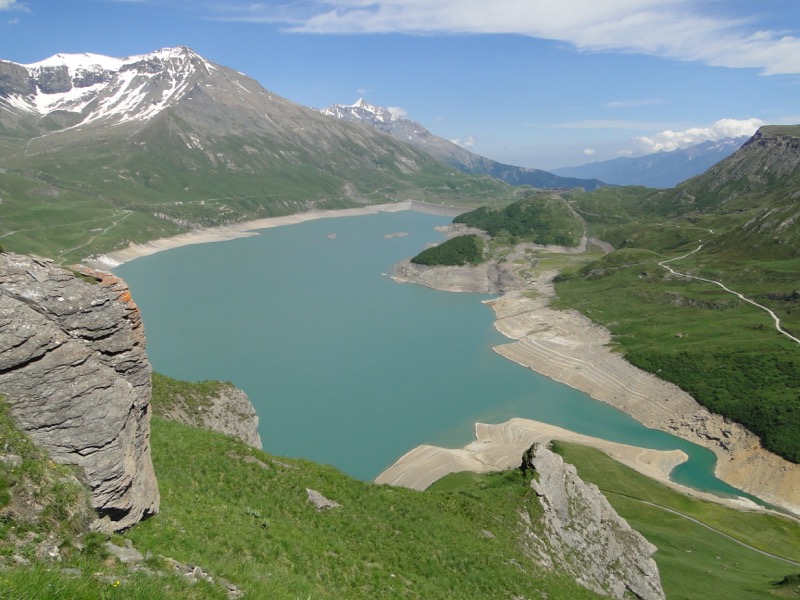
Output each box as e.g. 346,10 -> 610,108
221,0 -> 798,76
634,118 -> 764,153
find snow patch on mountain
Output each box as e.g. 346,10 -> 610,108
2,46 -> 215,130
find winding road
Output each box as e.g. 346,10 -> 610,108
659,245 -> 800,346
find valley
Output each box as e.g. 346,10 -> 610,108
1,45 -> 799,599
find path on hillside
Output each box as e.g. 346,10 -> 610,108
659,245 -> 800,346
609,492 -> 800,567
58,210 -> 133,264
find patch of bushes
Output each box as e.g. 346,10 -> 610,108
411,234 -> 484,266
628,348 -> 800,463
453,198 -> 581,246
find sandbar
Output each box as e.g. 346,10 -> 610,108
375,417 -> 766,512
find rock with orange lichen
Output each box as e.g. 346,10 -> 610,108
0,252 -> 159,531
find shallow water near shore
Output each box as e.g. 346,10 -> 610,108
116,210 -> 748,499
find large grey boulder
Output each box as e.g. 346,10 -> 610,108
0,253 -> 159,531
526,445 -> 665,600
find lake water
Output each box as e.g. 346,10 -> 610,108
115,210 -> 749,499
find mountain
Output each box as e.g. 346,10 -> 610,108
0,47 -> 515,259
551,137 -> 748,188
653,126 -> 800,258
319,99 -> 606,192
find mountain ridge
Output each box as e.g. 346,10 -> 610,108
319,98 -> 607,191
0,47 -> 516,260
551,137 -> 748,188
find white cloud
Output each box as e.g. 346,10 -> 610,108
583,148 -> 596,155
387,106 -> 407,117
633,118 -> 763,153
0,0 -> 19,10
451,135 -> 475,148
257,0 -> 800,75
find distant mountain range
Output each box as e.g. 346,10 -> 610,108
551,137 -> 748,188
319,99 -> 606,192
0,47 -> 517,258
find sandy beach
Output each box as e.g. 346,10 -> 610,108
87,200 -> 466,269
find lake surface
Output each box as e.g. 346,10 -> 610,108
116,210 -> 749,499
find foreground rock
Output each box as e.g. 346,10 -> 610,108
0,253 -> 159,531
524,445 -> 665,600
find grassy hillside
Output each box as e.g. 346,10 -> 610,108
550,442 -> 800,600
410,233 -> 485,266
4,379 -> 800,598
453,193 -> 583,247
0,389 -> 598,599
551,137 -> 800,463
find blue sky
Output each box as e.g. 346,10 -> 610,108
2,0 -> 800,169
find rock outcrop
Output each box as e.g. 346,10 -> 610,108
154,377 -> 262,449
524,445 -> 665,600
0,252 -> 159,531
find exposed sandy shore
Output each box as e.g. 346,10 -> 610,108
86,201 -> 466,269
375,417 -> 766,512
388,242 -> 800,517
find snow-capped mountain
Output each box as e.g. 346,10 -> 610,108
319,99 -> 606,191
551,137 -> 749,188
0,47 -> 518,257
2,47 -> 218,129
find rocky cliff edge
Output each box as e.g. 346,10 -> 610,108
0,253 -> 159,531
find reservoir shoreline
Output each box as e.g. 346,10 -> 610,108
98,203 -> 800,518
389,244 -> 800,518
89,201 -> 465,269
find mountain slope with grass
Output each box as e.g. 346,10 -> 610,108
0,48 -> 516,261
552,126 -> 800,464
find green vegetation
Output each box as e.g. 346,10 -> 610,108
0,389 -> 599,599
554,243 -> 800,462
547,144 -> 800,463
551,441 -> 800,600
0,125 -> 516,262
151,372 -> 230,416
121,418 -> 602,599
5,376 -> 800,598
410,234 -> 485,266
0,397 -> 217,600
454,195 -> 583,246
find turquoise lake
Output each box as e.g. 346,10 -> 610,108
115,210 -> 749,499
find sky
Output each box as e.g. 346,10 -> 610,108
2,0 -> 800,170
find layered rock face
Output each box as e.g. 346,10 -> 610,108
0,253 -> 159,531
525,445 -> 665,600
156,380 -> 263,449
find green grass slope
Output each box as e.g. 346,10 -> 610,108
125,417 -> 600,599
551,441 -> 800,600
552,129 -> 800,463
454,193 -> 583,246
1,68 -> 518,263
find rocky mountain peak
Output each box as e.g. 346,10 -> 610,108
1,46 -> 213,130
